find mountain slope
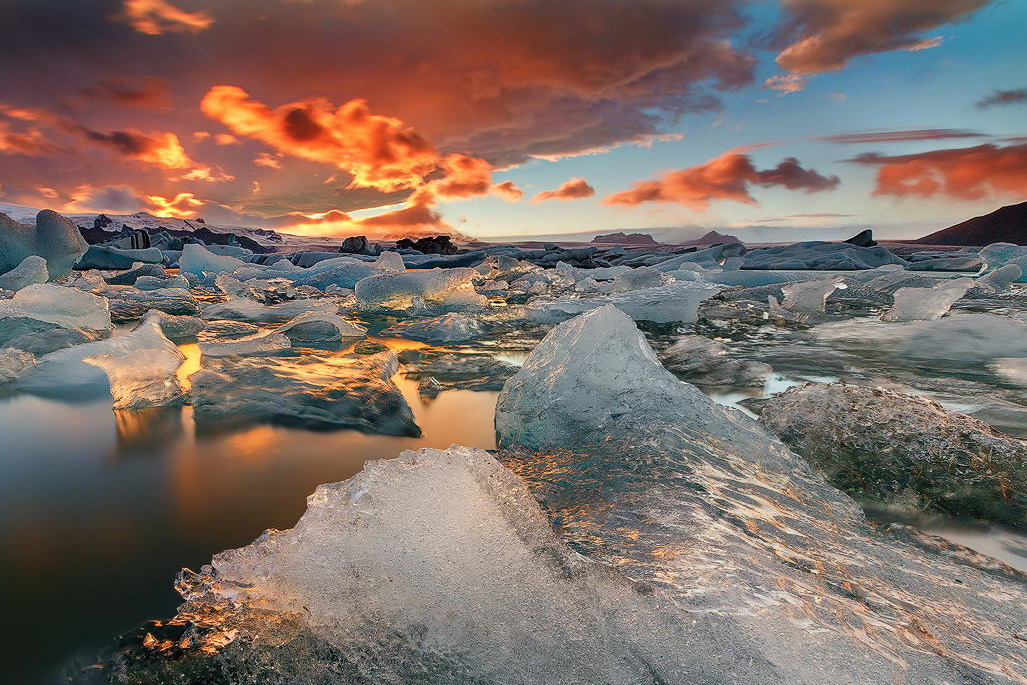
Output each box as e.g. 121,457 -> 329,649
917,201 -> 1027,246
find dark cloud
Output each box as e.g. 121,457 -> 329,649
606,152 -> 839,210
816,128 -> 986,144
975,88 -> 1027,109
767,0 -> 990,74
73,77 -> 172,110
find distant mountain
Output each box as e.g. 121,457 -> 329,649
591,231 -> 660,245
916,201 -> 1027,246
680,230 -> 742,246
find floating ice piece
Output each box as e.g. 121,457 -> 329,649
76,245 -> 164,269
742,241 -> 906,270
767,295 -> 807,323
97,286 -> 200,322
555,261 -> 631,281
651,243 -> 745,271
162,446 -> 751,684
179,243 -> 246,276
105,262 -> 167,285
608,265 -> 662,293
135,275 -> 190,290
290,257 -> 380,289
527,281 -> 720,325
977,242 -> 1027,282
814,312 -> 1027,365
975,263 -> 1021,293
142,310 -> 206,340
18,315 -> 185,408
0,210 -> 87,278
381,313 -> 483,343
760,383 -> 1027,525
0,283 -> 112,331
274,310 -> 367,344
0,347 -> 35,384
199,331 -> 292,357
1,325 -> 100,356
354,267 -> 477,310
779,276 -> 843,314
202,297 -> 338,324
191,351 -> 418,434
881,277 -> 973,322
374,250 -> 405,273
0,256 -> 47,290
990,358 -> 1027,386
438,284 -> 488,309
660,335 -> 771,387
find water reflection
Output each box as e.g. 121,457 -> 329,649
0,337 -> 500,685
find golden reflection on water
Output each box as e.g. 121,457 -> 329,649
177,342 -> 202,390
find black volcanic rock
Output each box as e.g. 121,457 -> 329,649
917,201 -> 1027,246
339,235 -> 380,255
591,232 -> 660,245
396,235 -> 458,255
843,229 -> 876,247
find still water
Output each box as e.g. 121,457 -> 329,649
0,347 -> 500,684
3,337 -> 1026,684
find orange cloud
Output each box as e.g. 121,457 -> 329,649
0,121 -> 64,156
422,154 -> 493,201
848,142 -> 1027,200
145,191 -> 204,218
773,0 -> 987,75
74,76 -> 171,109
534,177 -> 595,203
279,202 -> 455,240
253,152 -> 283,169
605,152 -> 839,210
120,0 -> 214,36
491,180 -> 524,202
201,85 -> 440,191
763,74 -> 807,94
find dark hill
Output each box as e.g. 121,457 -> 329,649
916,201 -> 1027,246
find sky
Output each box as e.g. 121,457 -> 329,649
0,0 -> 1024,241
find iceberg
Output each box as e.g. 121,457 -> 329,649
881,277 -> 973,322
354,267 -> 477,310
660,334 -> 771,386
380,312 -> 483,343
134,275 -> 190,290
274,310 -> 367,344
0,283 -> 112,331
527,281 -> 720,325
201,297 -> 338,324
134,446 -> 767,685
0,347 -> 35,384
977,242 -> 1027,282
289,256 -> 380,289
759,383 -> 1027,525
374,249 -> 406,273
142,310 -> 206,340
976,263 -> 1022,293
779,276 -> 843,314
98,286 -> 201,322
76,245 -> 165,270
0,209 -> 87,278
814,313 -> 1027,365
18,315 -> 185,408
179,243 -> 247,277
199,331 -> 292,357
0,256 -> 48,291
191,351 -> 418,434
493,304 -> 1027,682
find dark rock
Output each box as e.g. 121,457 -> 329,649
395,235 -> 459,255
844,229 -> 877,247
338,235 -> 380,255
759,383 -> 1027,526
917,200 -> 1027,246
